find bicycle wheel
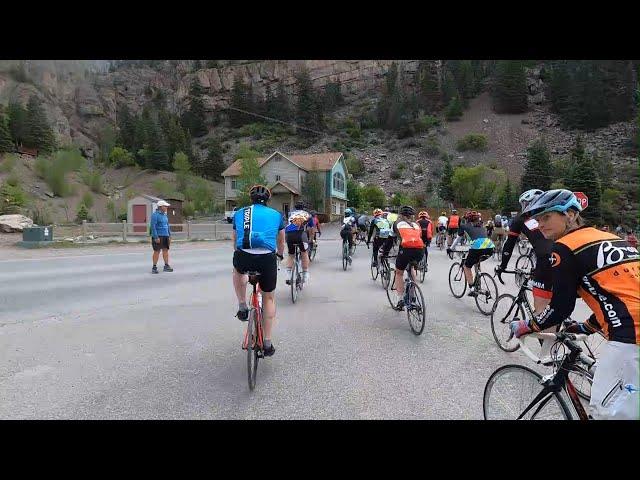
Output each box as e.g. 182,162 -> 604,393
568,364 -> 594,401
419,257 -> 426,283
386,270 -> 402,310
406,282 -> 426,335
370,254 -> 379,281
309,242 -> 317,262
515,253 -> 533,274
291,259 -> 299,303
490,294 -> 523,352
518,240 -> 528,255
475,272 -> 498,316
342,242 -> 348,271
380,260 -> 391,289
483,364 -> 572,420
247,309 -> 259,391
448,262 -> 467,298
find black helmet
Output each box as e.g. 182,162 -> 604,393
249,185 -> 271,204
294,201 -> 306,210
522,189 -> 582,218
400,205 -> 415,217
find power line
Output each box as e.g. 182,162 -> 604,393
221,106 -> 326,136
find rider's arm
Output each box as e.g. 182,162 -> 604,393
150,211 -> 158,239
367,221 -> 376,243
449,226 -> 465,249
530,243 -> 579,331
231,229 -> 237,251
276,228 -> 285,258
499,217 -> 523,270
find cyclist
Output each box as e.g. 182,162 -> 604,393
510,189 -> 640,420
367,208 -> 392,267
357,211 -> 369,238
284,200 -> 315,284
417,211 -> 433,267
447,209 -> 460,247
447,211 -> 494,297
388,205 -> 425,310
340,207 -> 357,264
485,218 -> 495,239
437,211 -> 448,247
232,185 -> 285,357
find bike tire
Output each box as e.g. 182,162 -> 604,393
386,269 -> 402,310
381,260 -> 391,289
370,255 -> 379,281
568,365 -> 594,402
419,258 -> 426,283
515,253 -> 533,273
475,272 -> 498,316
342,242 -> 348,271
518,240 -> 529,256
309,243 -> 317,262
490,293 -> 523,352
406,281 -> 426,335
483,364 -> 572,420
291,259 -> 298,303
448,262 -> 467,298
247,309 -> 258,391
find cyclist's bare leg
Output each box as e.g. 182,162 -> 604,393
463,265 -> 474,286
533,296 -> 550,316
395,268 -> 405,297
261,291 -> 276,341
232,269 -> 248,304
301,251 -> 310,270
285,254 -> 294,269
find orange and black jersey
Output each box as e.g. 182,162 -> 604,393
499,214 -> 553,269
531,226 -> 640,344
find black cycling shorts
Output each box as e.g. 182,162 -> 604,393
447,227 -> 459,236
285,230 -> 309,254
464,248 -> 494,268
531,256 -> 553,299
152,236 -> 170,251
233,250 -> 278,293
395,247 -> 424,271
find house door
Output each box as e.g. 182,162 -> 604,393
283,203 -> 289,218
133,204 -> 147,233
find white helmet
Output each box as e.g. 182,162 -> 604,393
519,189 -> 543,210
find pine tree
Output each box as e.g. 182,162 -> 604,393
147,119 -> 169,170
438,157 -> 454,201
301,164 -> 324,210
491,60 -> 528,114
0,115 -> 13,152
549,61 -> 572,115
76,203 -> 91,223
417,61 -> 440,112
229,74 -> 253,127
295,67 -> 323,135
521,138 -> 552,193
447,60 -> 476,106
499,178 -> 519,215
117,104 -> 136,152
6,103 -> 27,147
440,68 -> 458,105
274,83 -> 291,121
322,81 -> 343,112
564,61 -> 609,130
24,96 -> 56,154
194,137 -> 225,180
444,96 -> 463,121
180,79 -> 208,137
565,136 -> 602,223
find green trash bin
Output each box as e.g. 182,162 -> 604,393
22,226 -> 54,242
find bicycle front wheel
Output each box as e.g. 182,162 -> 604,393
386,270 -> 402,310
475,272 -> 498,316
483,364 -> 572,420
419,256 -> 427,283
515,254 -> 533,274
406,282 -> 426,335
247,309 -> 259,391
490,294 -> 522,352
309,243 -> 317,262
342,242 -> 348,271
448,262 -> 467,298
518,240 -> 528,255
380,261 -> 391,289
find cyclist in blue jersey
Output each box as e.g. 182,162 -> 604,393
284,200 -> 315,284
232,185 -> 285,357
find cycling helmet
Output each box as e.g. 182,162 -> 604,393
373,208 -> 383,217
294,200 -> 306,210
400,205 -> 415,217
249,184 -> 271,204
418,211 -> 428,219
344,208 -> 354,216
519,189 -> 544,210
441,211 -> 446,216
523,189 -> 583,218
466,210 -> 480,222
451,209 -> 457,214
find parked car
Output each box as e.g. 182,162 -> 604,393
225,207 -> 239,223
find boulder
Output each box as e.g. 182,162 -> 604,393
402,179 -> 412,186
0,214 -> 34,233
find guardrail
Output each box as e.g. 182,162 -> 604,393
73,221 -> 234,242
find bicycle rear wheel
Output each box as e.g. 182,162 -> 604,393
406,281 -> 426,335
309,242 -> 317,262
568,365 -> 594,401
490,294 -> 522,352
370,254 -> 379,281
515,254 -> 533,274
380,260 -> 391,289
448,262 -> 467,298
291,259 -> 299,303
474,272 -> 498,315
386,270 -> 402,310
342,242 -> 348,271
483,364 -> 572,420
518,240 -> 528,255
247,309 -> 259,391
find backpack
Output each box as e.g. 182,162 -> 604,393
374,217 -> 391,238
397,221 -> 425,249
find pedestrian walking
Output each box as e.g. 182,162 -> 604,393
150,200 -> 173,274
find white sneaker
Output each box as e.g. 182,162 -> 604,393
284,268 -> 292,284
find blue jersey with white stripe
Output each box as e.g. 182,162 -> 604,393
233,204 -> 285,252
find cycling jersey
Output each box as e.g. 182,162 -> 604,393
393,220 -> 425,249
233,204 -> 285,253
437,216 -> 448,227
417,218 -> 433,243
285,209 -> 314,233
500,214 -> 553,266
531,227 -> 640,345
455,223 -> 495,250
448,215 -> 460,229
342,216 -> 357,232
368,216 -> 392,241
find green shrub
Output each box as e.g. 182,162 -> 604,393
0,181 -> 26,214
415,115 -> 441,132
30,201 -> 54,225
397,162 -> 406,171
182,200 -> 195,218
414,165 -> 424,174
81,168 -> 103,193
0,154 -> 17,173
345,153 -> 365,177
108,147 -> 135,168
76,203 -> 92,223
422,134 -> 441,157
456,133 -> 488,152
35,156 -> 49,179
445,97 -> 463,120
153,178 -> 176,198
82,191 -> 94,209
6,173 -> 19,187
390,169 -> 401,180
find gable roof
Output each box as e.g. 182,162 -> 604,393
221,151 -> 343,177
269,180 -> 300,195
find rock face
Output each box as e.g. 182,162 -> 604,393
0,214 -> 34,233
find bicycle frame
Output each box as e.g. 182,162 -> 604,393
243,276 -> 264,352
515,332 -> 593,420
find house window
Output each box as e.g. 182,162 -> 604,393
231,179 -> 238,190
333,172 -> 345,192
276,175 -> 281,182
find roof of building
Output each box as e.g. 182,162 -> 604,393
221,151 -> 343,177
269,180 -> 300,195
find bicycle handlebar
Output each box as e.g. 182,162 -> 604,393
516,331 -> 591,365
495,268 -> 528,285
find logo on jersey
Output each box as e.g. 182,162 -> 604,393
596,241 -> 639,269
524,218 -> 539,231
549,252 -> 561,267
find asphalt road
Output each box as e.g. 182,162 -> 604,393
0,226 -> 593,419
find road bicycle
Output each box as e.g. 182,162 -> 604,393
483,331 -> 596,420
384,257 -> 426,335
517,236 -> 531,256
308,237 -> 318,263
492,269 -> 603,400
287,243 -> 304,302
448,249 -> 498,315
342,236 -> 353,271
242,271 -> 265,391
514,250 -> 537,286
436,229 -> 446,250
355,228 -> 367,246
379,253 -> 395,289
493,235 -> 504,261
417,248 -> 428,283
368,243 -> 379,281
